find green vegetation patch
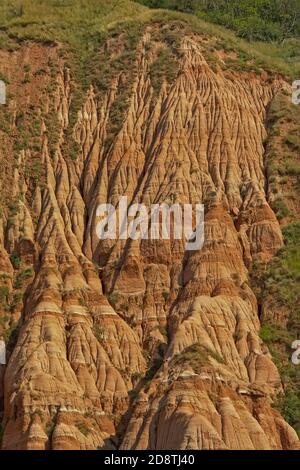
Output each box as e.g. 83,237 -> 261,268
251,222 -> 300,436
136,0 -> 300,43
173,342 -> 224,373
266,94 -> 300,222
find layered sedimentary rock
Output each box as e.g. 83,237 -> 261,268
0,28 -> 298,450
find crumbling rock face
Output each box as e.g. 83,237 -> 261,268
0,30 -> 298,450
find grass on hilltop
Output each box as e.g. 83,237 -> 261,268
0,0 -> 298,80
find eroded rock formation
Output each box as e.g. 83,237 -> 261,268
0,26 -> 298,450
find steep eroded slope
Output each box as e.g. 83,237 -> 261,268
0,19 -> 299,450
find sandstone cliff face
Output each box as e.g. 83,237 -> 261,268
0,25 -> 299,450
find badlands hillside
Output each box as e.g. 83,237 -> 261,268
0,0 -> 300,450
